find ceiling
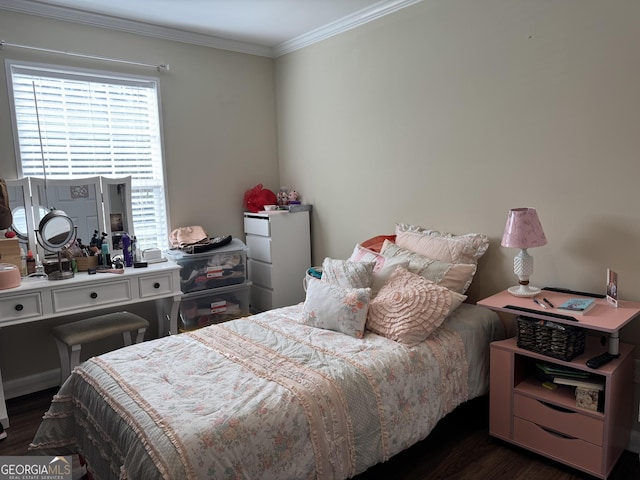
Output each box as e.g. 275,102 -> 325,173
0,0 -> 422,57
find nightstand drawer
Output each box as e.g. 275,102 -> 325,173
513,417 -> 602,474
514,393 -> 603,445
0,293 -> 43,322
53,280 -> 132,313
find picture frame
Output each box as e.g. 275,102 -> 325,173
606,268 -> 618,307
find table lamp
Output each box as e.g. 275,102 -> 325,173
501,208 -> 547,297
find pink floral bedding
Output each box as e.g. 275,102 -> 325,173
30,303 -> 503,480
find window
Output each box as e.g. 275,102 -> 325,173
6,60 -> 169,250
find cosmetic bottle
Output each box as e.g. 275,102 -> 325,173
122,233 -> 132,267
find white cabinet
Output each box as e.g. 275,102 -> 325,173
244,211 -> 311,312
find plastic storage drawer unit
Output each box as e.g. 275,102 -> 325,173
167,238 -> 248,294
179,282 -> 251,331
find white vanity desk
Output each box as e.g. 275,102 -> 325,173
0,261 -> 183,427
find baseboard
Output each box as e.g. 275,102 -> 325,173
3,369 -> 60,399
629,429 -> 640,455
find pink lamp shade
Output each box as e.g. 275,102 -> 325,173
501,208 -> 547,249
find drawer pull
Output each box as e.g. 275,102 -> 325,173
539,400 -> 575,414
15,304 -> 24,311
538,424 -> 578,440
154,282 -> 160,289
90,292 -> 98,299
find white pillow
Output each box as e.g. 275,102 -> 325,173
380,240 -> 477,294
301,278 -> 371,339
321,257 -> 375,288
348,244 -> 409,295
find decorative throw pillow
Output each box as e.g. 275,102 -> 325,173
348,244 -> 410,295
395,223 -> 489,265
321,257 -> 375,288
301,278 -> 371,338
367,267 -> 466,347
380,240 -> 477,294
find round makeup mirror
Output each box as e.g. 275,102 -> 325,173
36,209 -> 77,280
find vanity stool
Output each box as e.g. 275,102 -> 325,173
51,311 -> 149,384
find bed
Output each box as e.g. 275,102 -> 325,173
30,226 -> 505,479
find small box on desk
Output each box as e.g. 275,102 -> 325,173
575,386 -> 602,412
0,238 -> 21,271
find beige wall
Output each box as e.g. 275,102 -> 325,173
275,0 -> 640,437
0,11 -> 279,384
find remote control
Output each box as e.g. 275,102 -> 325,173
586,352 -> 618,369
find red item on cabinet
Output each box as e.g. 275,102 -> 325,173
243,184 -> 277,213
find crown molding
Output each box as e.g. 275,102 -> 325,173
273,0 -> 423,57
0,0 -> 273,57
0,0 -> 422,59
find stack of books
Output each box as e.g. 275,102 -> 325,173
535,362 -> 604,390
535,361 -> 604,411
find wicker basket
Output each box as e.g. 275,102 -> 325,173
516,316 -> 585,361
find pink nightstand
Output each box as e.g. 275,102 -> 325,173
478,289 -> 640,479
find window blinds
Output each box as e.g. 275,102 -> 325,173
8,62 -> 169,250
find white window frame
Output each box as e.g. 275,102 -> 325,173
5,59 -> 171,251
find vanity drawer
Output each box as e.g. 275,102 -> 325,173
513,416 -> 602,475
53,280 -> 132,313
139,273 -> 175,298
246,235 -> 272,263
513,393 -> 603,445
0,293 -> 43,322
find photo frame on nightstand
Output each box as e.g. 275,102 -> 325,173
606,268 -> 618,307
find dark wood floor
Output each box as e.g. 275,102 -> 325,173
2,388 -> 639,479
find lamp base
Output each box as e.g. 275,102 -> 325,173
507,285 -> 541,297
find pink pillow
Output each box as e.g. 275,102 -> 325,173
395,224 -> 489,265
366,267 -> 465,346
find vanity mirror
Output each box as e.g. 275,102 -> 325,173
4,177 -> 33,250
3,176 -> 133,264
36,208 -> 77,280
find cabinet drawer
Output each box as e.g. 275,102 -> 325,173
250,283 -> 273,312
513,416 -> 602,475
0,293 -> 43,322
53,280 -> 132,313
244,215 -> 271,236
514,393 -> 603,445
246,235 -> 272,263
139,273 -> 175,298
248,259 -> 272,289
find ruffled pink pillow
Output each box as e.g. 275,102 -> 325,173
367,267 -> 465,346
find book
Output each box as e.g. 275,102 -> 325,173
557,298 -> 596,315
553,375 -> 605,391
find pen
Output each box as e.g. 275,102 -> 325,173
543,297 -> 554,308
533,298 -> 548,309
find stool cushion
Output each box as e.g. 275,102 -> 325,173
51,312 -> 149,346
